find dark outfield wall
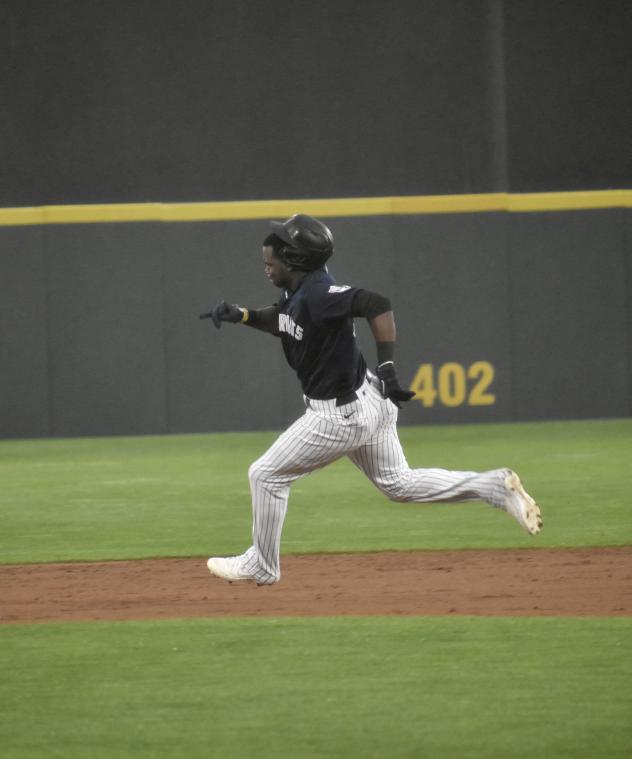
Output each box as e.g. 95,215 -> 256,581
1,209 -> 630,438
2,1 -> 631,206
3,2 -> 630,438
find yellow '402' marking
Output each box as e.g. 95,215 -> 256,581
409,362 -> 496,408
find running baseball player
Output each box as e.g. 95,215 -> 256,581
201,214 -> 542,584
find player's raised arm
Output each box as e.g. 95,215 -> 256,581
352,290 -> 415,408
200,301 -> 280,335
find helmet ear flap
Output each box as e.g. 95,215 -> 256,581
279,246 -> 331,272
277,246 -> 306,272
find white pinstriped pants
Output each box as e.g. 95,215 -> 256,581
241,373 -> 509,584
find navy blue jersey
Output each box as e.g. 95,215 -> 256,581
275,269 -> 367,399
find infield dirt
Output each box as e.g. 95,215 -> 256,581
1,547 -> 630,624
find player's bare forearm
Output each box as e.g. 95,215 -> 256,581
368,310 -> 396,365
352,290 -> 395,356
368,310 -> 396,343
368,310 -> 414,405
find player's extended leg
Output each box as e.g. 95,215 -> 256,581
348,406 -> 542,534
208,406 -> 367,584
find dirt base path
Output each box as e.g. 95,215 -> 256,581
2,547 -> 631,624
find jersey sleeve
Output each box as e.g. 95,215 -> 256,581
351,289 -> 391,318
306,283 -> 360,323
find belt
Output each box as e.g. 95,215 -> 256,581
304,389 -> 358,410
334,390 -> 358,407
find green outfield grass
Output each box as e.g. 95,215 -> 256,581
1,418 -> 631,564
2,616 -> 631,759
1,419 -> 631,759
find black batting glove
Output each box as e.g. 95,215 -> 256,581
376,361 -> 415,408
199,301 -> 245,328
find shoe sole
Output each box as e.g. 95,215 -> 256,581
505,471 -> 543,535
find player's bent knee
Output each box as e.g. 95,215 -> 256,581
248,458 -> 281,489
248,459 -> 266,486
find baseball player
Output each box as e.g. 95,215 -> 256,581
201,214 -> 542,585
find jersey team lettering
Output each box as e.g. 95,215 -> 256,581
278,313 -> 304,340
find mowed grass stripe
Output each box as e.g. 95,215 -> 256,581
1,616 -> 631,759
1,418 -> 631,564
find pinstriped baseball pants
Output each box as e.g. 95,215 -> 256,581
241,374 -> 509,584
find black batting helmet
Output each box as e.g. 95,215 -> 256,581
269,214 -> 334,271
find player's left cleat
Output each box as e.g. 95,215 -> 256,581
207,556 -> 257,583
499,470 -> 543,535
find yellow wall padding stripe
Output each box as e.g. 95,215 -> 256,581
0,190 -> 630,227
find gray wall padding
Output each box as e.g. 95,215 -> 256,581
3,1 -> 630,205
1,210 -> 630,438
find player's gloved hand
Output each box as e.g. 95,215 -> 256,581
199,301 -> 245,328
375,361 -> 415,408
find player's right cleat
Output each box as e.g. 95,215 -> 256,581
207,556 -> 256,583
499,470 -> 543,535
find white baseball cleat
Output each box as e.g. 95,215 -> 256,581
500,470 -> 543,535
207,556 -> 256,583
